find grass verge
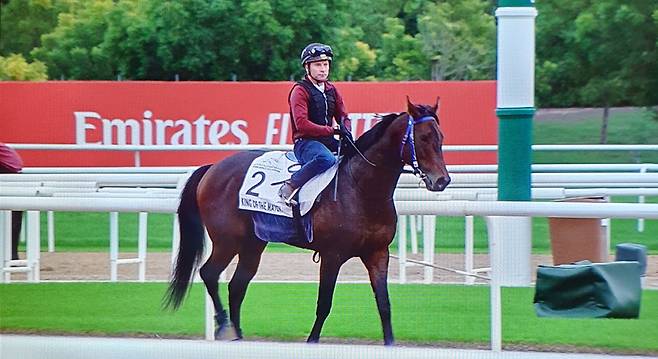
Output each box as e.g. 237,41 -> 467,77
1,282 -> 657,354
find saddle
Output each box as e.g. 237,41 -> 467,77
238,151 -> 339,243
238,151 -> 338,218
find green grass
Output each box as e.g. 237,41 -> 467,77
1,283 -> 656,353
533,108 -> 658,163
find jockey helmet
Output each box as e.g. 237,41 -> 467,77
300,43 -> 333,66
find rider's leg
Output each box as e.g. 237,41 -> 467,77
279,139 -> 336,203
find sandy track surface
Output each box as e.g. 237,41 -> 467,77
8,251 -> 657,288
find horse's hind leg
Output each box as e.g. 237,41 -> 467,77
228,237 -> 267,339
199,240 -> 238,340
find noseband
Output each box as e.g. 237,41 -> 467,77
400,115 -> 435,180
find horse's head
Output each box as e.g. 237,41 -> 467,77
403,97 -> 451,192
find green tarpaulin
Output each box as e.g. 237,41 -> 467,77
534,261 -> 642,318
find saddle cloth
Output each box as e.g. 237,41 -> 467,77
238,151 -> 338,218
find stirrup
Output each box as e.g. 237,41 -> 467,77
278,181 -> 300,206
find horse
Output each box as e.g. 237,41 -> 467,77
164,97 -> 451,345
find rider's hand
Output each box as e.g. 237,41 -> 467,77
338,122 -> 353,142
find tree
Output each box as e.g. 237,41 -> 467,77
31,0 -> 116,80
331,27 -> 377,81
537,0 -> 658,142
0,53 -> 48,80
101,0 -> 346,81
376,17 -> 428,80
103,0 -> 231,80
0,0 -> 74,58
417,0 -> 495,80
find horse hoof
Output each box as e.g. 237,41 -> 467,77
214,324 -> 239,341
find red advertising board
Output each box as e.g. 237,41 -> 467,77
0,81 -> 497,166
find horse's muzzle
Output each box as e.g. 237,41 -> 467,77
424,175 -> 451,192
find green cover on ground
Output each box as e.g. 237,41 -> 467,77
534,261 -> 642,318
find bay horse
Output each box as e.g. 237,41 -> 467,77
164,97 -> 450,345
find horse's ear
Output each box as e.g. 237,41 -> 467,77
432,96 -> 441,115
406,96 -> 419,117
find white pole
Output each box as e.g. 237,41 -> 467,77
47,211 -> 55,252
138,212 -> 148,282
465,216 -> 475,285
1,211 -> 10,283
422,215 -> 435,284
110,212 -> 119,282
203,228 -> 215,341
26,211 -> 40,282
171,215 -> 180,271
484,216 -> 532,286
397,215 -> 407,284
205,294 -> 214,341
409,215 -> 418,254
638,166 -> 646,232
490,279 -> 502,352
485,215 -> 503,352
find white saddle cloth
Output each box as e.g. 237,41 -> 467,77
238,151 -> 338,218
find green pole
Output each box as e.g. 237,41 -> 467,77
497,107 -> 534,201
496,0 -> 536,201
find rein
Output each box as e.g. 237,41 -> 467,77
340,133 -> 376,166
341,114 -> 435,176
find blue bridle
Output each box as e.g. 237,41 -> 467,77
400,115 -> 436,179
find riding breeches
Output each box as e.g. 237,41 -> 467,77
289,138 -> 337,188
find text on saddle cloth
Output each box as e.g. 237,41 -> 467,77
238,151 -> 339,218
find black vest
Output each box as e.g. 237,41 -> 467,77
294,79 -> 337,128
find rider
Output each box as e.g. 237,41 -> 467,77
0,143 -> 23,260
278,42 -> 353,205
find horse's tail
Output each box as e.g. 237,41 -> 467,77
163,164 -> 212,310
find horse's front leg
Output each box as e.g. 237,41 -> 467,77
307,252 -> 344,343
361,248 -> 394,345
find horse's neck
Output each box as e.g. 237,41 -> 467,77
345,135 -> 403,201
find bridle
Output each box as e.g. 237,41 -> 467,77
341,112 -> 438,181
399,114 -> 436,180
342,112 -> 438,200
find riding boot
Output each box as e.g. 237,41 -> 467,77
278,180 -> 299,206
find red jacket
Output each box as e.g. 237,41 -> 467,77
0,143 -> 23,173
289,77 -> 350,141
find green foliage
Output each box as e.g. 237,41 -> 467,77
0,0 -> 73,58
376,17 -> 428,80
536,0 -> 658,107
3,0 -> 657,108
31,0 -> 116,79
331,29 -> 377,81
417,0 -> 495,80
0,53 -> 48,80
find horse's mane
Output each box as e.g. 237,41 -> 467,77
343,112 -> 403,159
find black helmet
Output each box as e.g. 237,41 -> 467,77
300,43 -> 333,66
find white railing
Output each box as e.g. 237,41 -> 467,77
7,143 -> 658,167
2,168 -> 656,283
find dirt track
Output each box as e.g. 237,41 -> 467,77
9,251 -> 658,287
